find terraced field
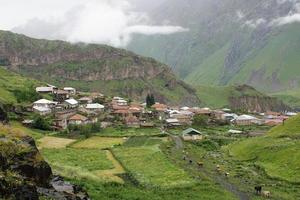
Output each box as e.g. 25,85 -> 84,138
71,136 -> 125,149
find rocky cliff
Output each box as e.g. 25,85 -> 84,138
0,125 -> 89,200
0,30 -> 200,106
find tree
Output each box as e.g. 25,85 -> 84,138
146,94 -> 155,108
192,114 -> 209,126
32,115 -> 51,130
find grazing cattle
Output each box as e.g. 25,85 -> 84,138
262,191 -> 271,198
197,162 -> 203,167
189,160 -> 193,164
183,156 -> 186,160
254,186 -> 262,195
224,172 -> 230,177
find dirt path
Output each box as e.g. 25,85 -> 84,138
169,135 -> 250,200
94,150 -> 125,183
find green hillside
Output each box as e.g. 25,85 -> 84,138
227,115 -> 300,183
196,84 -> 288,112
0,30 -> 199,106
0,67 -> 41,104
128,0 -> 300,94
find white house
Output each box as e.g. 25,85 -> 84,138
63,87 -> 76,95
36,87 -> 53,93
234,115 -> 262,125
86,103 -> 105,112
33,99 -> 57,108
65,98 -> 79,108
33,106 -> 52,115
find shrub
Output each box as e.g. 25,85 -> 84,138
32,115 -> 52,130
192,115 -> 209,126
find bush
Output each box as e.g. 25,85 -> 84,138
0,104 -> 8,123
13,87 -> 41,103
192,115 -> 209,126
32,115 -> 52,130
68,122 -> 102,138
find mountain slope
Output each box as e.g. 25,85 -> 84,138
127,0 -> 300,93
228,114 -> 300,183
0,67 -> 42,104
0,30 -> 200,106
196,84 -> 289,112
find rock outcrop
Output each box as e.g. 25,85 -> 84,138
0,125 -> 89,200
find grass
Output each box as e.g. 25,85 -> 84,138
9,121 -> 50,140
71,136 -> 124,149
112,144 -> 195,188
123,136 -> 168,147
96,127 -> 164,137
0,67 -> 42,104
38,136 -> 76,149
227,115 -> 300,183
42,148 -> 114,171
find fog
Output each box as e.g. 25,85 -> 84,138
0,0 -> 185,47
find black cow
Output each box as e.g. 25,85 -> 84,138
255,186 -> 262,195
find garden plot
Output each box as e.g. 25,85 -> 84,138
71,136 -> 124,149
113,144 -> 195,188
38,136 -> 76,149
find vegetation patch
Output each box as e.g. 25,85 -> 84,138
72,136 -> 124,149
97,127 -> 164,137
38,136 -> 76,149
112,145 -> 194,188
227,115 -> 300,183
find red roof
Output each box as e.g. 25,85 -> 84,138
69,114 -> 88,121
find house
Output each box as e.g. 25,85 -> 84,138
170,114 -> 192,125
33,106 -> 52,115
213,110 -> 226,120
86,103 -> 104,112
165,118 -> 181,127
125,114 -> 140,128
222,113 -> 238,121
68,114 -> 88,125
286,112 -> 297,117
33,99 -> 57,108
63,87 -> 76,95
53,118 -> 68,130
36,86 -> 53,93
53,90 -> 70,102
264,119 -> 283,126
152,103 -> 168,112
78,97 -> 93,104
65,98 -> 79,108
112,97 -> 128,106
228,129 -> 243,134
234,115 -> 262,126
182,128 -> 203,141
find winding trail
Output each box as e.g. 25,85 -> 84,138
169,134 -> 250,200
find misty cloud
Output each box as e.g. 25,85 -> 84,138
2,0 -> 188,47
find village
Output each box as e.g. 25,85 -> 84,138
23,84 -> 298,140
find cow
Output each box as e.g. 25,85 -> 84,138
262,191 -> 271,198
224,172 -> 230,177
254,186 -> 262,195
197,162 -> 204,167
189,160 -> 193,164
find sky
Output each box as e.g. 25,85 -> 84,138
0,0 -> 186,47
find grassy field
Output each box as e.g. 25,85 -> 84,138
38,136 -> 76,149
96,127 -> 164,137
113,144 -> 195,188
71,136 -> 124,149
227,115 -> 300,183
123,136 -> 168,147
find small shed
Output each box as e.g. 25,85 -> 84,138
182,128 -> 203,141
